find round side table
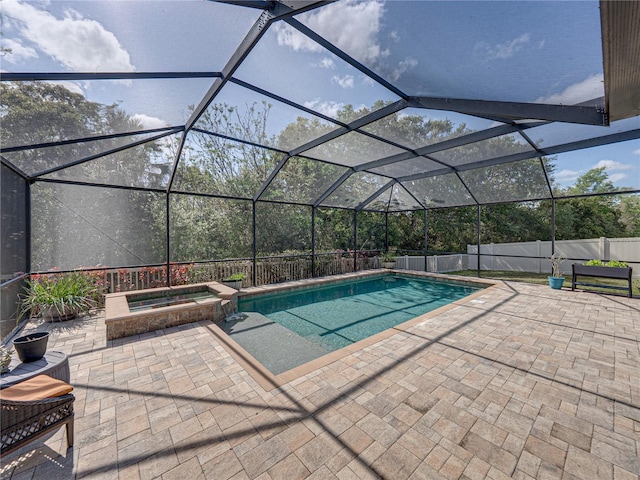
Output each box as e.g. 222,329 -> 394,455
0,351 -> 70,388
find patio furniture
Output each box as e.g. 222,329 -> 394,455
0,351 -> 70,388
1,374 -> 75,457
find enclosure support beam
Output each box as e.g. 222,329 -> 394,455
551,198 -> 556,259
411,96 -> 608,126
26,181 -> 32,275
166,193 -> 171,287
385,213 -> 389,254
354,210 -> 358,272
424,209 -> 428,272
476,205 -> 481,278
311,207 -> 316,278
252,201 -> 257,287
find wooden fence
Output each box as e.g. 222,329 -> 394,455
96,254 -> 381,294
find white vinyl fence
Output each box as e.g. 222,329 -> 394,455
466,237 -> 640,278
391,254 -> 469,273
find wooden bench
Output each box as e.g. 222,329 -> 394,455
571,263 -> 633,298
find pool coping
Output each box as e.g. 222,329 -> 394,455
204,270 -> 501,391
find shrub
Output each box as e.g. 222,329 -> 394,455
223,272 -> 247,282
583,259 -> 628,268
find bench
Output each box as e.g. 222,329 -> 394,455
571,263 -> 633,298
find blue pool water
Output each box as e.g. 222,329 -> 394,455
238,275 -> 482,353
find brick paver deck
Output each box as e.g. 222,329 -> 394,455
1,278 -> 638,479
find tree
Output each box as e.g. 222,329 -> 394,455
555,167 -> 628,240
618,195 -> 640,236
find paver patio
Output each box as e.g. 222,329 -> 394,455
1,278 -> 638,479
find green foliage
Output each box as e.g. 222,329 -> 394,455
583,259 -> 628,268
381,247 -> 397,262
19,272 -> 97,319
223,272 -> 247,281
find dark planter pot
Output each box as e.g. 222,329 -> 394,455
548,276 -> 565,290
41,306 -> 77,323
222,280 -> 243,290
13,331 -> 50,363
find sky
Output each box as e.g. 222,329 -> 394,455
1,0 -> 638,191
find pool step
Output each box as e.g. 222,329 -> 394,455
221,312 -> 330,375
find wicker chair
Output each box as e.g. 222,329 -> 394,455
1,393 -> 75,457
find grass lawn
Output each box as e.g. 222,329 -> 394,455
454,270 -> 639,297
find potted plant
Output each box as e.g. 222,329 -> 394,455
548,251 -> 566,289
0,345 -> 12,373
19,272 -> 97,322
381,247 -> 397,269
221,272 -> 246,290
13,331 -> 50,363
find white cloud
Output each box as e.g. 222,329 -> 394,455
274,0 -> 387,64
51,81 -> 84,95
594,159 -> 633,171
608,173 -> 627,183
555,169 -> 581,183
475,33 -> 531,60
535,74 -> 604,105
332,74 -> 354,89
390,57 -> 418,81
1,38 -> 38,63
319,57 -> 335,69
633,148 -> 640,156
303,99 -> 344,118
3,0 -> 134,71
132,114 -> 169,130
361,75 -> 375,86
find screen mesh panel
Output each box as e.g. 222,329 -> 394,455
321,172 -> 391,209
42,134 -> 180,189
31,183 -> 165,271
295,1 -> 603,103
427,206 -> 477,254
195,82 -> 340,152
403,173 -> 475,208
389,211 -> 425,252
1,165 -> 28,280
431,133 -> 534,168
172,132 -> 282,198
361,108 -> 501,150
170,194 -> 252,262
303,131 -> 406,167
459,159 -> 550,204
260,157 -> 349,204
357,211 -> 387,251
314,207 -> 355,253
233,27 -> 400,124
255,202 -> 311,257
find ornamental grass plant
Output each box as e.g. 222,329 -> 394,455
19,272 -> 98,321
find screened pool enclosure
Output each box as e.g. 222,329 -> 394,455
1,0 -> 639,339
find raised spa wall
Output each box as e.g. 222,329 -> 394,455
105,282 -> 238,340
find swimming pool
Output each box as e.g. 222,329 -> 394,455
229,273 -> 484,374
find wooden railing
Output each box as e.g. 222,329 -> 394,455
30,253 -> 467,307
94,253 -> 380,294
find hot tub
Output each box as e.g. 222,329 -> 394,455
105,282 -> 237,340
